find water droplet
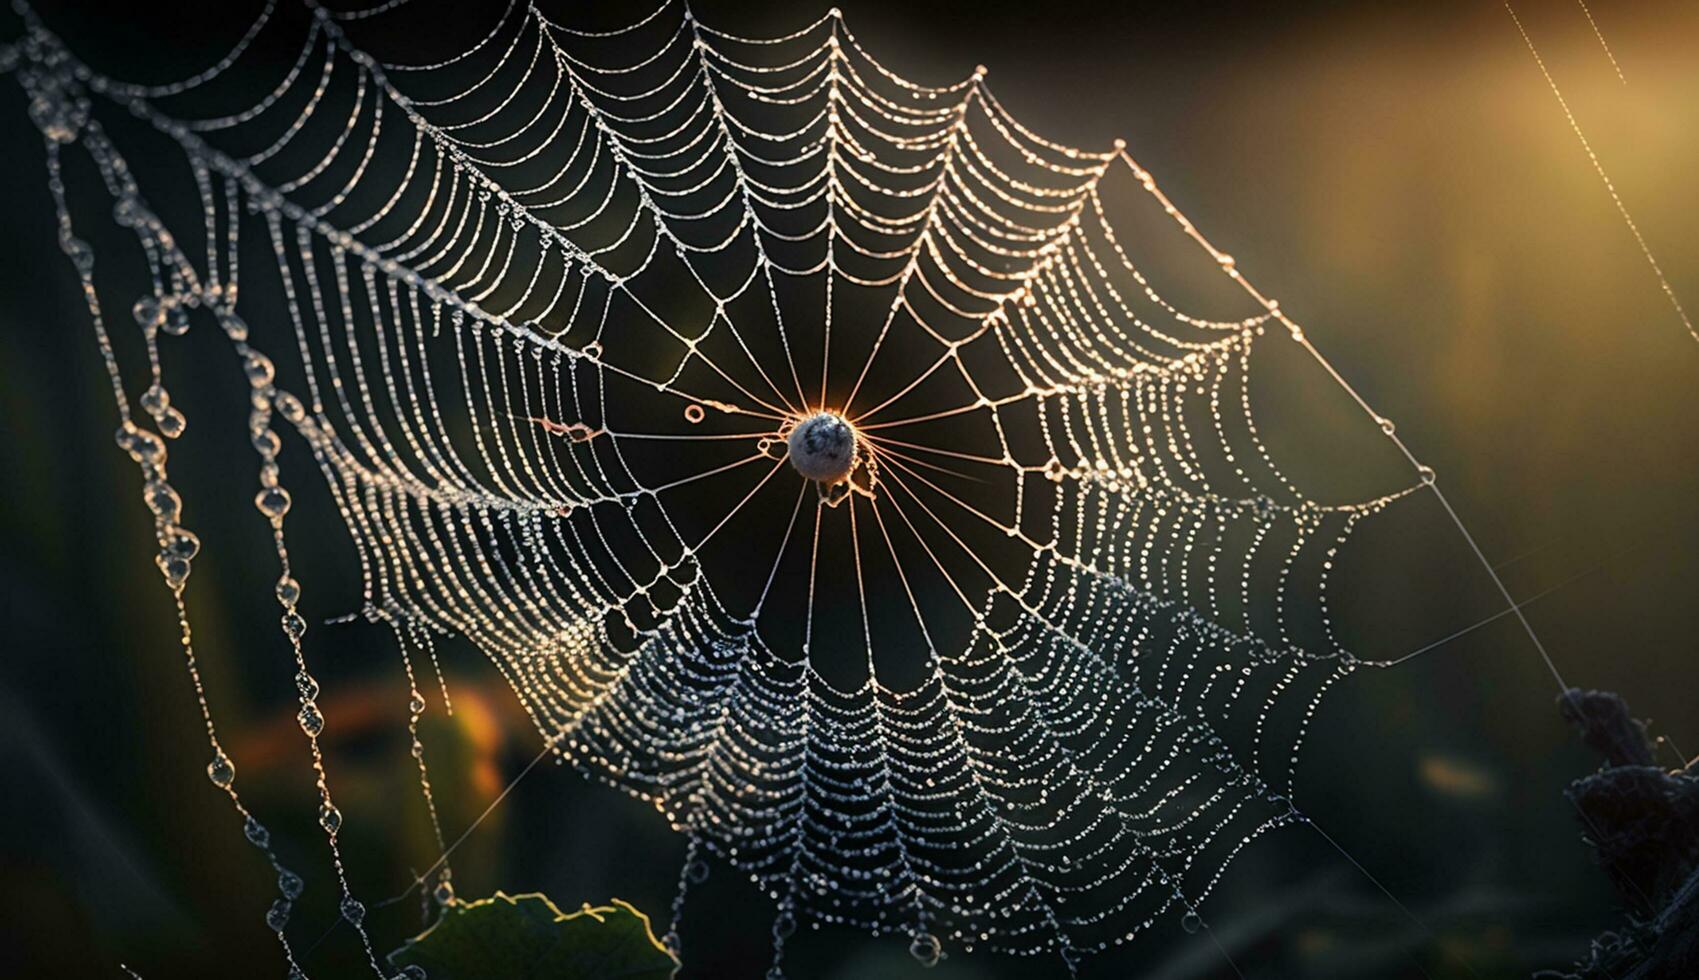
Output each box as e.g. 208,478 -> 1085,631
144,481 -> 182,522
772,911 -> 796,940
157,553 -> 192,588
297,702 -> 324,737
278,870 -> 304,899
25,68 -> 88,144
117,423 -> 166,465
274,391 -> 306,423
163,306 -> 192,337
265,898 -> 292,932
277,576 -> 302,606
686,859 -> 710,884
1417,464 -> 1436,486
909,932 -> 941,967
433,879 -> 455,906
132,296 -> 163,329
255,486 -> 292,519
217,315 -> 248,346
1180,910 -> 1202,934
408,691 -> 426,715
206,751 -> 235,788
282,611 -> 308,641
1378,417 -> 1396,436
159,526 -> 200,561
112,196 -> 141,228
294,669 -> 318,700
340,895 -> 365,925
243,815 -> 270,847
156,407 -> 187,439
140,384 -> 170,415
318,802 -> 342,834
251,429 -> 281,457
244,352 -> 275,387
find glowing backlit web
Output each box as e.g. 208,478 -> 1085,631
9,0 -> 1430,973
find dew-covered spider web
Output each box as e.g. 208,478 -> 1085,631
7,0 -> 1504,973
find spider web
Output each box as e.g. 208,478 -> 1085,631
8,0 -> 1444,973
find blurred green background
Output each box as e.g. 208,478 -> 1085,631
1,1 -> 1696,978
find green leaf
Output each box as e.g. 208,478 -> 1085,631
389,891 -> 679,980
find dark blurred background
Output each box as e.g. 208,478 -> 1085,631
2,1 -> 1697,978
